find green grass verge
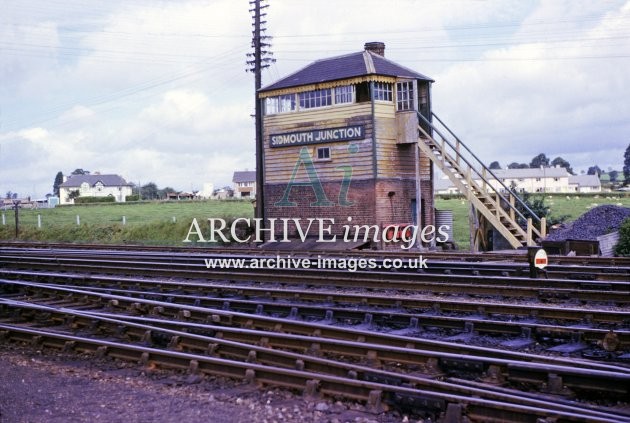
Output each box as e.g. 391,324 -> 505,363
2,195 -> 628,249
435,194 -> 630,250
0,200 -> 254,246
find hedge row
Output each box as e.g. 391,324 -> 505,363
74,196 -> 115,204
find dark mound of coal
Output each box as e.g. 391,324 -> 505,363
545,204 -> 630,241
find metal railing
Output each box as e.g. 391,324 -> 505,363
417,111 -> 543,238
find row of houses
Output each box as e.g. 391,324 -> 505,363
57,171 -> 257,205
54,167 -> 600,205
434,167 -> 602,195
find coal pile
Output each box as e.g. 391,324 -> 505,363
545,204 -> 630,241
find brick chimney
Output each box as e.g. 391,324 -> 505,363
364,42 -> 385,57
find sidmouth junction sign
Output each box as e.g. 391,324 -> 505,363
269,125 -> 365,148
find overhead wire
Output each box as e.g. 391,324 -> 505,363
3,2 -> 629,130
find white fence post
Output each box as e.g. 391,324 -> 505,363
37,214 -> 42,228
1,213 -> 5,225
76,215 -> 80,225
122,216 -> 126,225
172,216 -> 176,223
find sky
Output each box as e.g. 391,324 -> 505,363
1,0 -> 629,198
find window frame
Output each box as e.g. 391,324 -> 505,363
316,146 -> 331,161
373,82 -> 393,102
263,85 -> 361,115
299,88 -> 332,109
335,85 -> 355,105
265,94 -> 296,115
396,80 -> 415,111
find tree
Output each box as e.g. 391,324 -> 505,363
609,170 -> 619,183
624,143 -> 630,185
140,182 -> 159,200
53,171 -> 64,197
529,153 -> 550,168
615,218 -> 630,256
587,165 -> 602,177
71,168 -> 90,175
5,191 -> 12,199
550,156 -> 574,175
507,162 -> 529,169
223,186 -> 234,198
67,190 -> 80,201
158,186 -> 177,199
489,161 -> 501,170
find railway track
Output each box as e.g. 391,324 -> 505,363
2,245 -> 629,281
1,299 -> 629,422
2,280 -> 629,389
2,270 -> 629,349
1,254 -> 628,305
3,241 -> 630,267
1,244 -> 629,421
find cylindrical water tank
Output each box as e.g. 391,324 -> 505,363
435,209 -> 454,243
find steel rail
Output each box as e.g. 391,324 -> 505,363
2,242 -> 630,267
84,311 -> 630,376
2,298 -> 628,422
3,248 -> 630,281
3,279 -> 629,382
3,253 -> 628,290
7,269 -> 623,325
1,323 -> 625,423
29,282 -> 630,348
1,258 -> 628,305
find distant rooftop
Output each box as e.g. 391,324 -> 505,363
232,171 -> 256,183
492,167 -> 569,179
569,174 -> 601,187
60,174 -> 131,187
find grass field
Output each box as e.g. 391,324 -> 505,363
435,194 -> 630,249
1,195 -> 628,249
0,200 -> 254,245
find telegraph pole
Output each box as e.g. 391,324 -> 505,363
13,200 -> 21,238
247,0 -> 274,222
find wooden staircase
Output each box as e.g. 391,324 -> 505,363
416,112 -> 545,249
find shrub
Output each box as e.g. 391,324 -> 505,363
125,194 -> 140,202
614,217 -> 630,256
74,196 -> 115,204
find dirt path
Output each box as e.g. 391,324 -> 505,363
0,344 -> 405,423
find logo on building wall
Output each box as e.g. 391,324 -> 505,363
274,144 -> 357,207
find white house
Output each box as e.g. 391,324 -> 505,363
490,168 -> 570,193
568,175 -> 602,193
435,166 -> 601,195
59,174 -> 133,204
232,171 -> 256,199
434,177 -> 460,195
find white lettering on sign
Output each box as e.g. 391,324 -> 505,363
270,125 -> 364,148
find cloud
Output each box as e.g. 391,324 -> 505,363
432,1 -> 630,169
1,0 -> 628,198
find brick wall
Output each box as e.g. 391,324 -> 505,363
264,175 -> 435,247
264,179 -> 376,238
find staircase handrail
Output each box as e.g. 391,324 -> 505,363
417,111 -> 541,227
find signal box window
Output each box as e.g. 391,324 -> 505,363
317,147 -> 331,161
335,85 -> 354,104
396,81 -> 414,111
299,89 -> 332,109
373,82 -> 393,101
